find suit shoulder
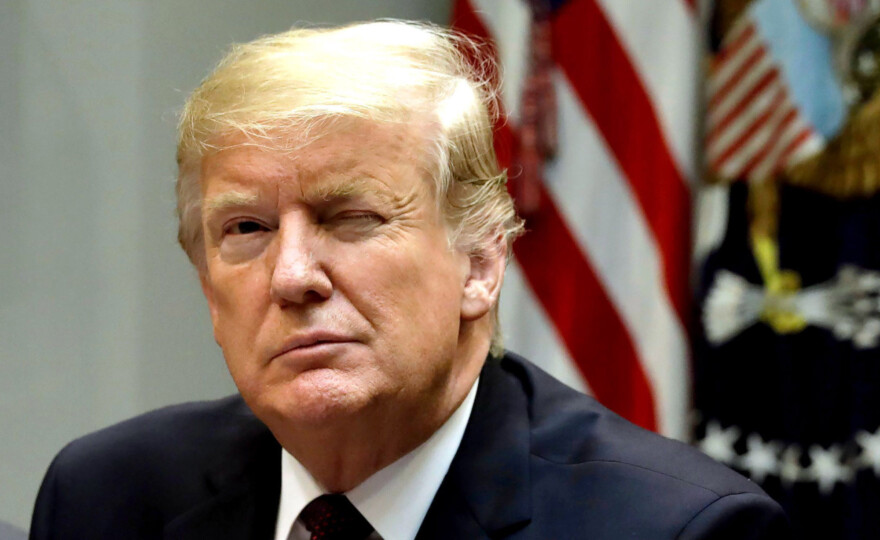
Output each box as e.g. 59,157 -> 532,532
498,354 -> 765,498
32,397 -> 279,537
51,395 -> 262,472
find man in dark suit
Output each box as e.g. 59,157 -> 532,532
31,20 -> 789,539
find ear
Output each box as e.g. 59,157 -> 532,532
199,271 -> 222,346
461,237 -> 507,321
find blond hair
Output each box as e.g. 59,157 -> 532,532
176,20 -> 523,355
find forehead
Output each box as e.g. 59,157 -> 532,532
199,120 -> 435,199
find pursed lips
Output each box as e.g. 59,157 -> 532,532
270,331 -> 358,363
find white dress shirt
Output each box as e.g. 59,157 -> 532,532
274,378 -> 479,540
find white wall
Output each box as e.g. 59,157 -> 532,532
0,0 -> 452,530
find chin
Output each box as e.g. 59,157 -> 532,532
251,369 -> 377,428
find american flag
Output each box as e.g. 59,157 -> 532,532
452,0 -> 699,439
706,14 -> 822,182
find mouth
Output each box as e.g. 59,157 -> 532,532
271,332 -> 358,363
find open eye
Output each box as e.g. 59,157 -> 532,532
217,218 -> 272,262
226,220 -> 269,236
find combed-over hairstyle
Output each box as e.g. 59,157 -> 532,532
176,20 -> 524,355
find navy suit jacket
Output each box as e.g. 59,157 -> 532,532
31,353 -> 789,539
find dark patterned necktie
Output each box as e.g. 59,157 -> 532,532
299,494 -> 374,540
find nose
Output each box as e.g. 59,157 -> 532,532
270,220 -> 332,305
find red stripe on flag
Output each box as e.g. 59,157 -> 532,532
498,123 -> 659,430
452,0 -> 659,430
739,108 -> 797,178
708,43 -> 766,110
712,23 -> 756,69
552,0 -> 692,324
709,87 -> 785,170
710,68 -> 780,135
779,127 -> 814,166
706,68 -> 776,144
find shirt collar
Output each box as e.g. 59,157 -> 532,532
274,377 -> 479,540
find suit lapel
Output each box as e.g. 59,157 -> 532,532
164,417 -> 281,540
163,357 -> 532,539
417,356 -> 532,539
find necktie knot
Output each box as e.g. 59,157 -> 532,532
299,494 -> 373,540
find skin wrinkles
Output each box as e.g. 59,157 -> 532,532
202,136 -> 435,265
203,176 -> 425,263
197,119 -> 504,491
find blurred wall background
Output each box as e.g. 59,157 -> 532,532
0,0 -> 452,529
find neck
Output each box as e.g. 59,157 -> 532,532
271,324 -> 490,492
285,408 -> 448,492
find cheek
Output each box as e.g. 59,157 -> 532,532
354,246 -> 464,346
209,267 -> 270,349
211,260 -> 269,309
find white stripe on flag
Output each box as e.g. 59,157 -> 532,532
544,69 -> 690,439
707,55 -> 777,129
499,261 -> 591,396
464,0 -> 696,438
747,110 -> 801,179
707,85 -> 783,163
708,24 -> 761,95
715,91 -> 791,177
469,0 -> 530,122
594,0 -> 700,182
785,132 -> 825,167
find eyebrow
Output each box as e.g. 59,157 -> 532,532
202,178 -> 398,216
204,191 -> 260,212
305,177 -> 396,205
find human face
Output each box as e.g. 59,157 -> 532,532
198,121 -> 488,432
